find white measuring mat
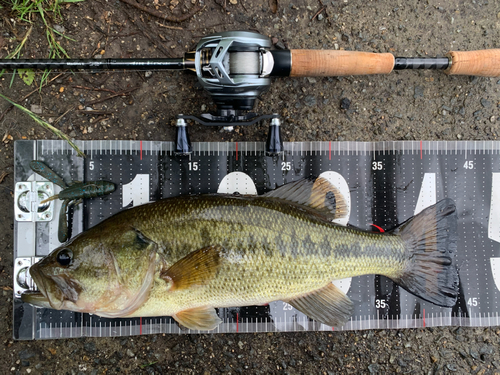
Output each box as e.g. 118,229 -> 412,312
12,140 -> 500,339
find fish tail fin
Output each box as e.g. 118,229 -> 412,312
392,198 -> 459,307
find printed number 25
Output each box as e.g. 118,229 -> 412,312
281,162 -> 291,171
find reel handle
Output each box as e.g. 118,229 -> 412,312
446,49 -> 500,77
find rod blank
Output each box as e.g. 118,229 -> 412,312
0,58 -> 189,70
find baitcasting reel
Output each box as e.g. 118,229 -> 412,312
1,30 -> 500,154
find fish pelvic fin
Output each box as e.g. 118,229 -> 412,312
173,306 -> 222,331
160,245 -> 223,291
284,283 -> 354,328
392,198 -> 459,308
264,177 -> 348,221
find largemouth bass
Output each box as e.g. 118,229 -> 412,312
22,178 -> 459,330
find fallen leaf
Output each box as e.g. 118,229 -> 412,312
47,348 -> 57,355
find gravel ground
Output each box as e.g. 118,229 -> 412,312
1,0 -> 500,373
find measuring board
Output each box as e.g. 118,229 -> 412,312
12,139 -> 500,340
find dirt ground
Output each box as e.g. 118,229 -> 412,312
1,0 -> 500,373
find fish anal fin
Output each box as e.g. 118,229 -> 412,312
285,283 -> 354,327
173,306 -> 221,331
160,245 -> 222,291
264,177 -> 348,221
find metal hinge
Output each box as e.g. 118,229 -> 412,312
14,257 -> 42,298
14,181 -> 54,222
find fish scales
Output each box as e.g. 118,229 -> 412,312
121,195 -> 407,317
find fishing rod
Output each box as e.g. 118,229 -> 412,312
1,30 -> 500,154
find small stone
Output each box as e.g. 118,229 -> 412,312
340,97 -> 351,110
54,25 -> 65,33
26,369 -> 32,374
238,341 -> 244,349
414,86 -> 424,98
275,41 -> 286,50
19,350 -> 36,360
469,348 -> 479,359
307,77 -> 317,84
145,71 -> 152,78
446,363 -> 458,372
229,0 -> 237,4
201,104 -> 207,112
30,104 -> 42,114
368,364 -> 380,373
126,349 -> 135,358
84,342 -> 96,353
490,116 -> 496,123
457,134 -> 462,139
304,95 -> 316,106
481,98 -> 491,108
317,13 -> 324,21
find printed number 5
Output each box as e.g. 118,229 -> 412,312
372,161 -> 383,171
89,161 -> 94,170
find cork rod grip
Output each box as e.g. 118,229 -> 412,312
290,50 -> 395,77
446,49 -> 500,77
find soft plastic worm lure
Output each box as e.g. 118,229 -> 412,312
30,160 -> 115,242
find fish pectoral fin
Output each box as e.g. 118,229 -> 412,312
173,306 -> 222,331
285,283 -> 354,328
160,245 -> 223,291
263,177 -> 348,221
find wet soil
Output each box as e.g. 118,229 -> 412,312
1,0 -> 500,373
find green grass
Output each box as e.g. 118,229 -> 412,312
0,93 -> 85,157
2,0 -> 84,86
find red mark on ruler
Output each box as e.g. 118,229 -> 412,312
236,142 -> 238,161
370,224 -> 385,233
420,140 -> 422,160
423,309 -> 425,327
329,141 -> 332,160
140,317 -> 143,335
236,313 -> 239,332
140,141 -> 143,160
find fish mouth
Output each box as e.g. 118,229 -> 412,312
20,291 -> 52,308
22,263 -> 65,310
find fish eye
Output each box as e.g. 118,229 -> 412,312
56,248 -> 73,266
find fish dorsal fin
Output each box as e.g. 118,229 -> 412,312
285,283 -> 354,327
160,245 -> 223,291
173,306 -> 222,331
264,177 -> 348,221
